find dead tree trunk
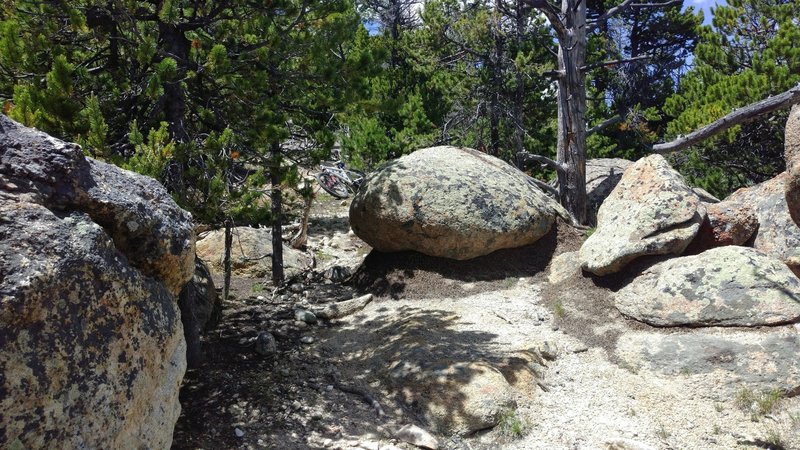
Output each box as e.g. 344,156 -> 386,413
554,0 -> 588,225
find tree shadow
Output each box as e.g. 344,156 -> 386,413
318,302 -> 543,436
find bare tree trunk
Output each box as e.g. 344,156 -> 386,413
223,218 -> 232,301
513,0 -> 526,156
554,0 -> 588,224
269,142 -> 285,285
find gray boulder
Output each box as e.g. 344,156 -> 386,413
196,226 -> 312,279
0,116 -> 191,449
349,146 -> 565,260
616,328 -> 800,395
580,154 -> 706,276
586,158 -> 632,226
615,246 -> 800,327
726,172 -> 800,276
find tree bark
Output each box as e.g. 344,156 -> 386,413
269,142 -> 285,285
554,0 -> 588,224
157,21 -> 191,142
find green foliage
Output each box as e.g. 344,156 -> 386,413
125,121 -> 173,180
735,388 -> 784,421
0,0 -> 367,228
664,0 -> 800,194
498,409 -> 528,438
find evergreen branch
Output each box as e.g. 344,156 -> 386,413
653,83 -> 800,154
580,55 -> 650,71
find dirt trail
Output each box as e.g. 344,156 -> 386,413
173,195 -> 800,450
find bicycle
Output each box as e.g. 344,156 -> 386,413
316,160 -> 366,199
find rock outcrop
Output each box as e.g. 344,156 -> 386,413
726,172 -> 800,275
684,201 -> 758,254
580,155 -> 706,276
349,146 -> 565,260
0,116 -> 192,449
616,328 -> 800,395
586,158 -> 632,226
615,246 -> 800,327
786,104 -> 800,227
196,226 -> 312,279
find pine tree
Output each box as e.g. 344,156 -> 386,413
663,0 -> 800,196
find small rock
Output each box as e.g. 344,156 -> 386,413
340,200 -> 348,206
301,336 -> 315,344
294,309 -> 318,324
539,342 -> 558,361
256,295 -> 266,301
314,294 -> 373,320
394,424 -> 439,449
254,331 -> 277,356
234,428 -> 245,438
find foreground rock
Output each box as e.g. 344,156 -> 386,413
586,158 -> 632,226
616,328 -> 800,394
615,246 -> 800,327
726,172 -> 800,275
580,155 -> 706,275
349,146 -> 565,260
196,227 -> 312,279
395,361 -> 517,435
684,201 -> 758,254
786,104 -> 800,226
0,116 -> 190,449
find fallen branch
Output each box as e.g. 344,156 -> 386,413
653,83 -> 800,154
332,375 -> 386,417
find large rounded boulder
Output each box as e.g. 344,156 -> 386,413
0,116 -> 192,449
580,154 -> 706,276
615,246 -> 800,327
349,146 -> 565,260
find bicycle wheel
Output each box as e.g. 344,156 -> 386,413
345,169 -> 366,191
316,172 -> 350,199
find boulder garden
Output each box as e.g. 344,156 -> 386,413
580,154 -> 706,276
0,116 -> 193,449
615,246 -> 800,327
349,146 -> 565,260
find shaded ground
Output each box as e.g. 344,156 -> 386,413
173,193 -> 800,450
